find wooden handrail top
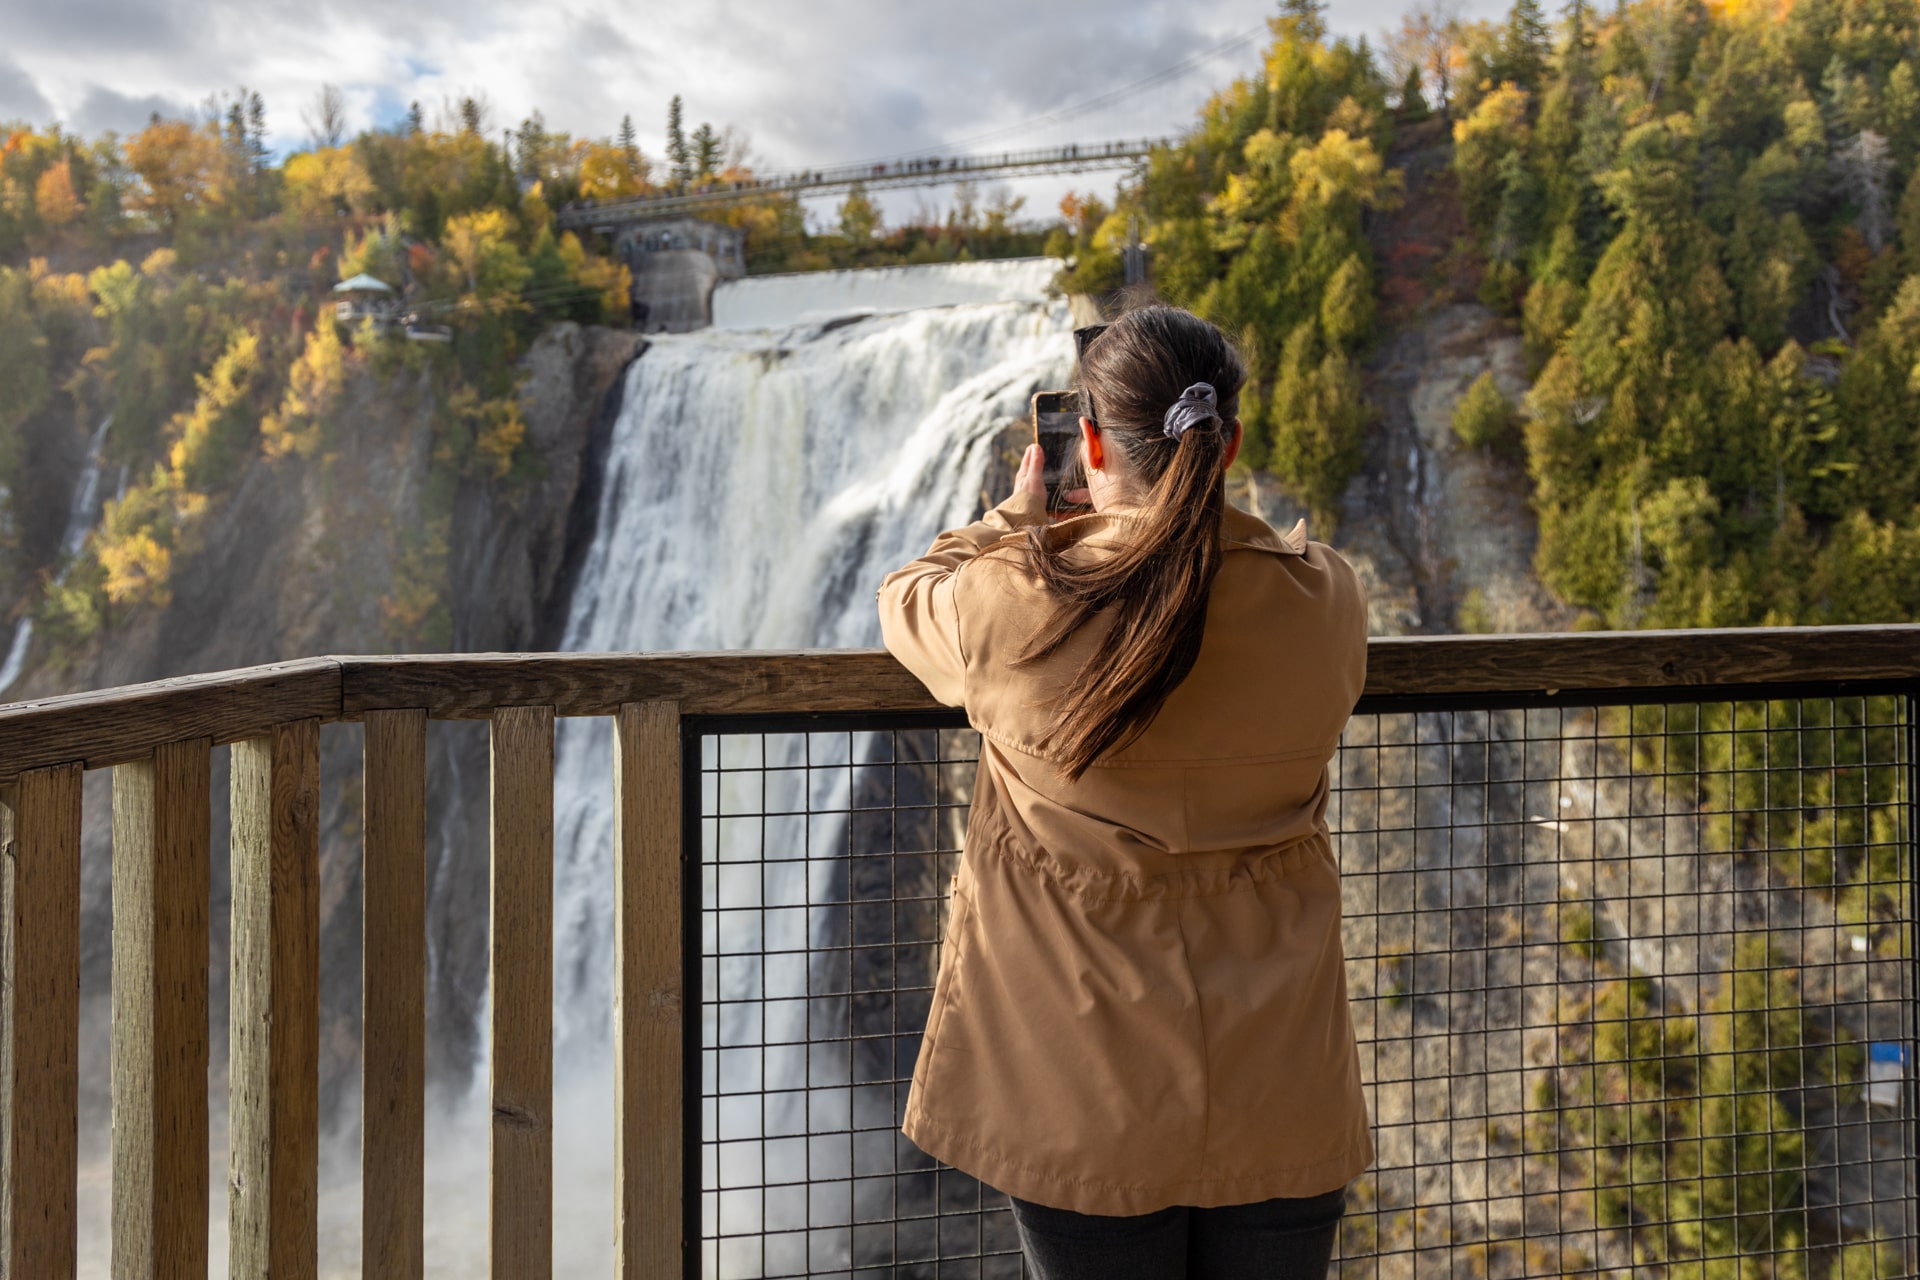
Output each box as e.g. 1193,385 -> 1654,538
1,625 -> 1917,782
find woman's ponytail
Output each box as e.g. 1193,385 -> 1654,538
1011,305 -> 1246,782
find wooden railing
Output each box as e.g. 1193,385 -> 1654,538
0,625 -> 1916,1277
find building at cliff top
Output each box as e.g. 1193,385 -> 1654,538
612,216 -> 747,334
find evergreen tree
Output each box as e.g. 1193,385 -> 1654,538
619,114 -> 640,172
514,112 -> 550,184
666,95 -> 691,186
1452,371 -> 1515,449
458,96 -> 484,136
1397,63 -> 1429,118
1278,0 -> 1327,42
405,100 -> 424,136
691,121 -> 721,181
1267,321 -> 1367,528
838,181 -> 880,244
1498,0 -> 1552,90
246,91 -> 268,173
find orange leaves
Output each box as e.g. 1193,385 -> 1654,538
124,117 -> 222,224
33,160 -> 80,227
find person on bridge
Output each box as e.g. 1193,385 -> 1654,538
877,304 -> 1372,1279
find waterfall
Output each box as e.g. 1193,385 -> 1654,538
0,415 -> 112,698
428,261 -> 1073,1277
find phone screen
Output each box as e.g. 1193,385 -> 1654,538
1031,391 -> 1094,519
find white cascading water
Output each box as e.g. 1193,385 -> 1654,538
0,416 -> 113,697
427,258 -> 1073,1277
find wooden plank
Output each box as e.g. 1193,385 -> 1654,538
362,710 -> 426,1280
228,721 -> 320,1280
342,650 -> 941,719
1361,625 -> 1920,698
614,702 -> 683,1279
111,739 -> 212,1279
0,658 -> 340,783
489,706 -> 553,1280
0,763 -> 81,1277
336,626 -> 1920,720
0,624 -> 1909,780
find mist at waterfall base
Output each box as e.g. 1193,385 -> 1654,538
412,259 -> 1072,1276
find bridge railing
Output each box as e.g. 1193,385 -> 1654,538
556,137 -> 1172,228
0,627 -> 1917,1276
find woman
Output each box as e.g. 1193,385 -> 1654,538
877,304 -> 1372,1279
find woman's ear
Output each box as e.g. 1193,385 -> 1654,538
1080,415 -> 1104,471
1222,418 -> 1243,471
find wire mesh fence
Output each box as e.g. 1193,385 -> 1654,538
688,693 -> 1919,1280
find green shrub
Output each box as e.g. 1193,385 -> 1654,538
1451,370 -> 1514,450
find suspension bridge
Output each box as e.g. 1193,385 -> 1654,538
554,136 -> 1169,231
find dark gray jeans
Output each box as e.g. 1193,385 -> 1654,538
1006,1185 -> 1346,1280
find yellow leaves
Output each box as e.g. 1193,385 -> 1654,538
282,146 -> 375,220
1206,129 -> 1297,228
1243,128 -> 1296,176
577,142 -> 649,202
1088,210 -> 1133,255
1704,0 -> 1791,22
1452,82 -> 1531,149
93,478 -> 179,607
167,329 -> 260,486
559,231 -> 631,320
441,208 -> 529,298
29,264 -> 88,313
124,117 -> 222,224
1286,129 -> 1397,212
33,160 -> 80,227
88,326 -> 265,610
448,385 -> 526,480
1782,98 -> 1825,156
97,528 -> 170,607
262,319 -> 346,460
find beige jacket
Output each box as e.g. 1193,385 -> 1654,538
877,488 -> 1374,1215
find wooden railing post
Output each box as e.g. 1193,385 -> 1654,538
362,709 -> 426,1280
489,705 -> 553,1279
228,720 -> 320,1280
614,702 -> 683,1278
111,738 -> 212,1278
0,763 -> 81,1278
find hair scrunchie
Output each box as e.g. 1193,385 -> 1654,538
1162,382 -> 1219,442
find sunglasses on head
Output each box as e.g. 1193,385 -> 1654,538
1072,325 -> 1109,427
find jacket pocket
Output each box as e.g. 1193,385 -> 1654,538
921,873 -> 974,1053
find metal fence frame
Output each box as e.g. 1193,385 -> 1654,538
679,682 -> 1920,1279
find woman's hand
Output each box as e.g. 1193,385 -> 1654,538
1014,443 -> 1047,503
1012,443 -> 1090,510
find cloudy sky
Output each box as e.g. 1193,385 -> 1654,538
0,0 -> 1506,225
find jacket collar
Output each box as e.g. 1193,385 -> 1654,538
1028,502 -> 1309,556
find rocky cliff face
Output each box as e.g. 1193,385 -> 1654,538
24,322 -> 644,1134
1337,300 -> 1578,637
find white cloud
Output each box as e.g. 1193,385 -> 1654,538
3,0 -> 1506,195
0,55 -> 52,124
67,85 -> 191,137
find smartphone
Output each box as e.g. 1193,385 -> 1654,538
1031,391 -> 1094,518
